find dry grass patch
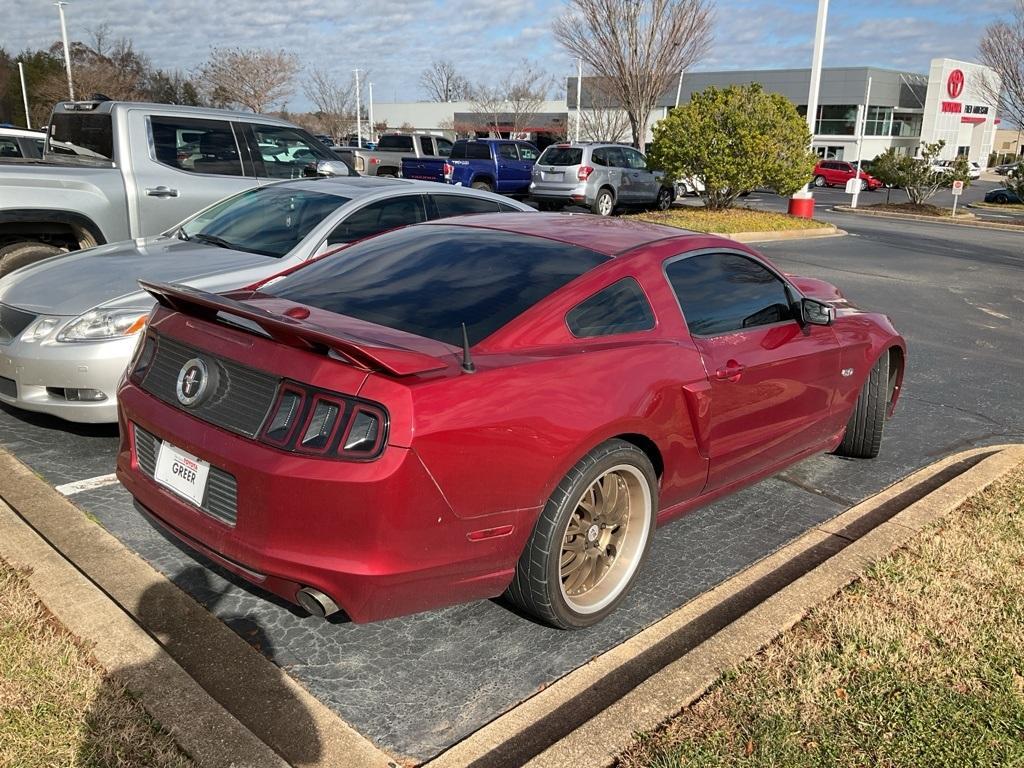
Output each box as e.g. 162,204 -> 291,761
630,207 -> 831,234
861,202 -> 974,218
0,560 -> 194,768
619,467 -> 1024,768
971,201 -> 1024,212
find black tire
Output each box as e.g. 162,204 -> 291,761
537,200 -> 564,212
813,175 -> 826,188
591,188 -> 615,216
471,180 -> 493,192
376,169 -> 398,178
506,439 -> 657,630
994,193 -> 1009,204
653,186 -> 673,211
833,353 -> 890,459
0,242 -> 62,277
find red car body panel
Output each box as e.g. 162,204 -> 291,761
813,161 -> 883,190
115,214 -> 906,623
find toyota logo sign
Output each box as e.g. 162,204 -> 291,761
947,69 -> 965,99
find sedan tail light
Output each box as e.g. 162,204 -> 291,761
577,165 -> 594,181
259,382 -> 387,460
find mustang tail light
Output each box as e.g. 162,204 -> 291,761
259,382 -> 387,460
577,165 -> 594,181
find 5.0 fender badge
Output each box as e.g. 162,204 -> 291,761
841,368 -> 854,377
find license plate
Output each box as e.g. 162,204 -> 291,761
154,440 -> 210,507
541,171 -> 564,182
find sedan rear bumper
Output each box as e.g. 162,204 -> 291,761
0,334 -> 136,423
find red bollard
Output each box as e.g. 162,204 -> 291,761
788,196 -> 815,219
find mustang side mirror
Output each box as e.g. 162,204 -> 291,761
801,298 -> 835,326
304,160 -> 350,178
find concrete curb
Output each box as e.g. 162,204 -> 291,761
0,450 -> 396,768
425,444 -> 1023,768
524,444 -> 1024,768
725,224 -> 845,243
833,204 -> 1024,232
0,498 -> 288,768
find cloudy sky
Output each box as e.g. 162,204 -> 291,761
3,0 -> 1015,109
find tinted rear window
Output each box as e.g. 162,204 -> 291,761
377,135 -> 414,151
49,113 -> 114,161
539,146 -> 583,166
268,225 -> 608,346
451,142 -> 492,160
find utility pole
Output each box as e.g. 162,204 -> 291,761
353,69 -> 362,148
674,69 -> 685,109
790,0 -> 829,217
18,62 -> 31,129
851,76 -> 872,210
368,82 -> 374,144
55,2 -> 75,101
575,57 -> 582,142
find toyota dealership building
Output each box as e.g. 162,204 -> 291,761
372,57 -> 1003,164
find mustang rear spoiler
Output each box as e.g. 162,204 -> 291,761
139,280 -> 450,377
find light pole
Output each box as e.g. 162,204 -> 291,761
368,82 -> 374,144
790,0 -> 829,218
851,76 -> 872,210
18,62 -> 31,129
54,2 -> 75,101
575,57 -> 582,142
353,69 -> 362,148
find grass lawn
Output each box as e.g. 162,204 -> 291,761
0,560 -> 193,768
630,207 -> 831,234
971,201 -> 1024,212
619,467 -> 1024,768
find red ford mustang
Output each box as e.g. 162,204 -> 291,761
115,213 -> 906,629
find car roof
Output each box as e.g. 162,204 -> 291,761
0,127 -> 46,139
422,212 -> 695,256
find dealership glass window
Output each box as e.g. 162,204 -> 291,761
892,112 -> 922,137
566,278 -> 655,338
799,105 -> 857,136
665,253 -> 795,336
864,106 -> 894,136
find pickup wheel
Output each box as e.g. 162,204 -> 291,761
377,169 -> 398,178
0,242 -> 62,277
471,181 -> 493,193
833,353 -> 890,459
506,439 -> 657,629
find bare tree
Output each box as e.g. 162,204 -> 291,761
420,59 -> 470,102
576,76 -> 631,142
196,47 -> 299,113
502,60 -> 552,136
554,0 -> 713,153
979,0 -> 1024,132
304,68 -> 354,143
468,83 -> 504,136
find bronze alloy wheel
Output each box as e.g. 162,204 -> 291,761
558,464 -> 652,614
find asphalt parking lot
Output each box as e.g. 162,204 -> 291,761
0,204 -> 1021,762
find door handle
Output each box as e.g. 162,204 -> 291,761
145,186 -> 179,198
715,362 -> 744,382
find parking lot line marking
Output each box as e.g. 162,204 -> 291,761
55,473 -> 120,496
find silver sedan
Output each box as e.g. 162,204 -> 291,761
0,177 -> 531,423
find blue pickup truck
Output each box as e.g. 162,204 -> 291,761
400,138 -> 540,196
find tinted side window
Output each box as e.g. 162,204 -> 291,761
418,136 -> 434,155
327,195 -> 427,245
665,253 -> 794,336
377,135 -> 415,152
591,148 -> 609,166
498,143 -> 518,160
150,116 -> 242,176
50,113 -> 114,161
252,124 -> 332,179
467,143 -> 492,160
450,142 -> 468,159
432,194 -> 501,219
606,147 -> 628,168
0,138 -> 21,158
437,138 -> 453,156
624,149 -> 648,170
517,144 -> 539,161
566,278 -> 655,338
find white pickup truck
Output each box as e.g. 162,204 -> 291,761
0,99 -> 353,275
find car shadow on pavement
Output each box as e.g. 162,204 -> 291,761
118,565 -> 325,765
0,400 -> 119,439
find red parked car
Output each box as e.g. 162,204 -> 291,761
813,160 -> 882,191
115,214 -> 906,629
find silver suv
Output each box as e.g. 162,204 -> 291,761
529,142 -> 673,216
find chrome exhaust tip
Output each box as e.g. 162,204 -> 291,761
296,587 -> 340,618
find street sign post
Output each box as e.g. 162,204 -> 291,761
951,179 -> 964,217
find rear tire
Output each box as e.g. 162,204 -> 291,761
833,353 -> 890,459
471,180 -> 493,193
0,242 -> 62,277
813,175 -> 826,188
592,188 -> 615,216
653,186 -> 673,211
506,439 -> 657,630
